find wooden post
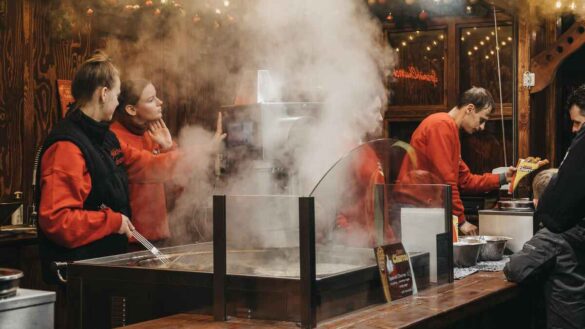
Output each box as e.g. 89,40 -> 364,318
516,3 -> 532,160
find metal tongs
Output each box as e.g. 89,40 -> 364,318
130,229 -> 171,265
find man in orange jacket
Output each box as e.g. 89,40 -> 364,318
407,87 -> 515,235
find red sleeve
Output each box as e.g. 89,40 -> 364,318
423,121 -> 466,224
458,160 -> 500,194
120,141 -> 180,183
38,142 -> 123,249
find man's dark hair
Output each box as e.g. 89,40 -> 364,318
567,84 -> 585,115
457,87 -> 496,113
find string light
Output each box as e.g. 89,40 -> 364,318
555,1 -> 562,9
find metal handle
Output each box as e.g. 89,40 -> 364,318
51,261 -> 69,284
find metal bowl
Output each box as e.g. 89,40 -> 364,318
497,199 -> 534,211
0,268 -> 23,299
462,236 -> 511,261
453,239 -> 486,268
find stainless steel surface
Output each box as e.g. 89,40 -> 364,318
77,243 -> 376,279
479,209 -> 534,253
497,198 -> 534,211
0,288 -> 55,329
130,229 -> 171,264
453,240 -> 486,268
0,268 -> 23,299
462,236 -> 511,261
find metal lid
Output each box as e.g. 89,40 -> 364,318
0,268 -> 23,281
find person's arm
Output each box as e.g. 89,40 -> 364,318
536,135 -> 585,232
504,231 -> 559,284
458,160 -> 501,194
38,142 -> 128,249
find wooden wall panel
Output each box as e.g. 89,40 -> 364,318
0,0 -> 102,217
0,0 -> 24,196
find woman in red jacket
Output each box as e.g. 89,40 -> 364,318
111,79 -> 226,245
110,79 -> 174,244
37,53 -> 178,284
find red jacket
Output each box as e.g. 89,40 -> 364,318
335,144 -> 392,246
39,136 -> 179,248
408,113 -> 500,224
110,121 -> 174,242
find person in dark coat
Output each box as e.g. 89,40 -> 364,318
535,84 -> 585,233
504,168 -> 585,329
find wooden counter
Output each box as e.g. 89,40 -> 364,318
123,271 -> 539,329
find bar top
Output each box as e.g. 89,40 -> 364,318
122,271 -> 518,329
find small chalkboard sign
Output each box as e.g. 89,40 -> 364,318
374,242 -> 415,302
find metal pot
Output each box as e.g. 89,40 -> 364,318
0,268 -> 23,299
453,240 -> 486,268
463,236 -> 511,261
497,199 -> 534,211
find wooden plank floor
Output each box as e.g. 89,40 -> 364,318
122,271 -> 518,329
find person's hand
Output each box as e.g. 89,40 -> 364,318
459,221 -> 478,236
214,112 -> 227,144
505,166 -> 517,183
117,215 -> 135,239
147,119 -> 173,151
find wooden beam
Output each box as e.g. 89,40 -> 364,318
544,18 -> 559,166
517,5 -> 532,160
530,20 -> 585,94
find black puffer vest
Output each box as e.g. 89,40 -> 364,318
36,110 -> 131,284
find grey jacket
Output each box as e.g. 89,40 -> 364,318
504,225 -> 585,329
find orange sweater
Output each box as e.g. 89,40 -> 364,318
39,137 -> 178,248
408,113 -> 500,224
110,121 -> 174,242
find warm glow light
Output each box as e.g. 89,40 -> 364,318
161,0 -> 167,4
555,1 -> 562,9
485,36 -> 490,40
570,1 -> 576,10
433,41 -> 437,45
468,51 -> 472,55
466,31 -> 471,35
409,35 -> 414,40
501,41 -> 507,46
416,30 -> 420,34
461,37 -> 465,41
480,41 -> 485,45
215,8 -> 221,14
224,0 -> 230,7
439,34 -> 444,39
491,31 -> 495,36
402,41 -> 407,46
490,50 -> 495,55
426,46 -> 431,51
473,46 -> 478,50
485,55 -> 490,59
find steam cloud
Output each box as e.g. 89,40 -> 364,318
61,0 -> 395,245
